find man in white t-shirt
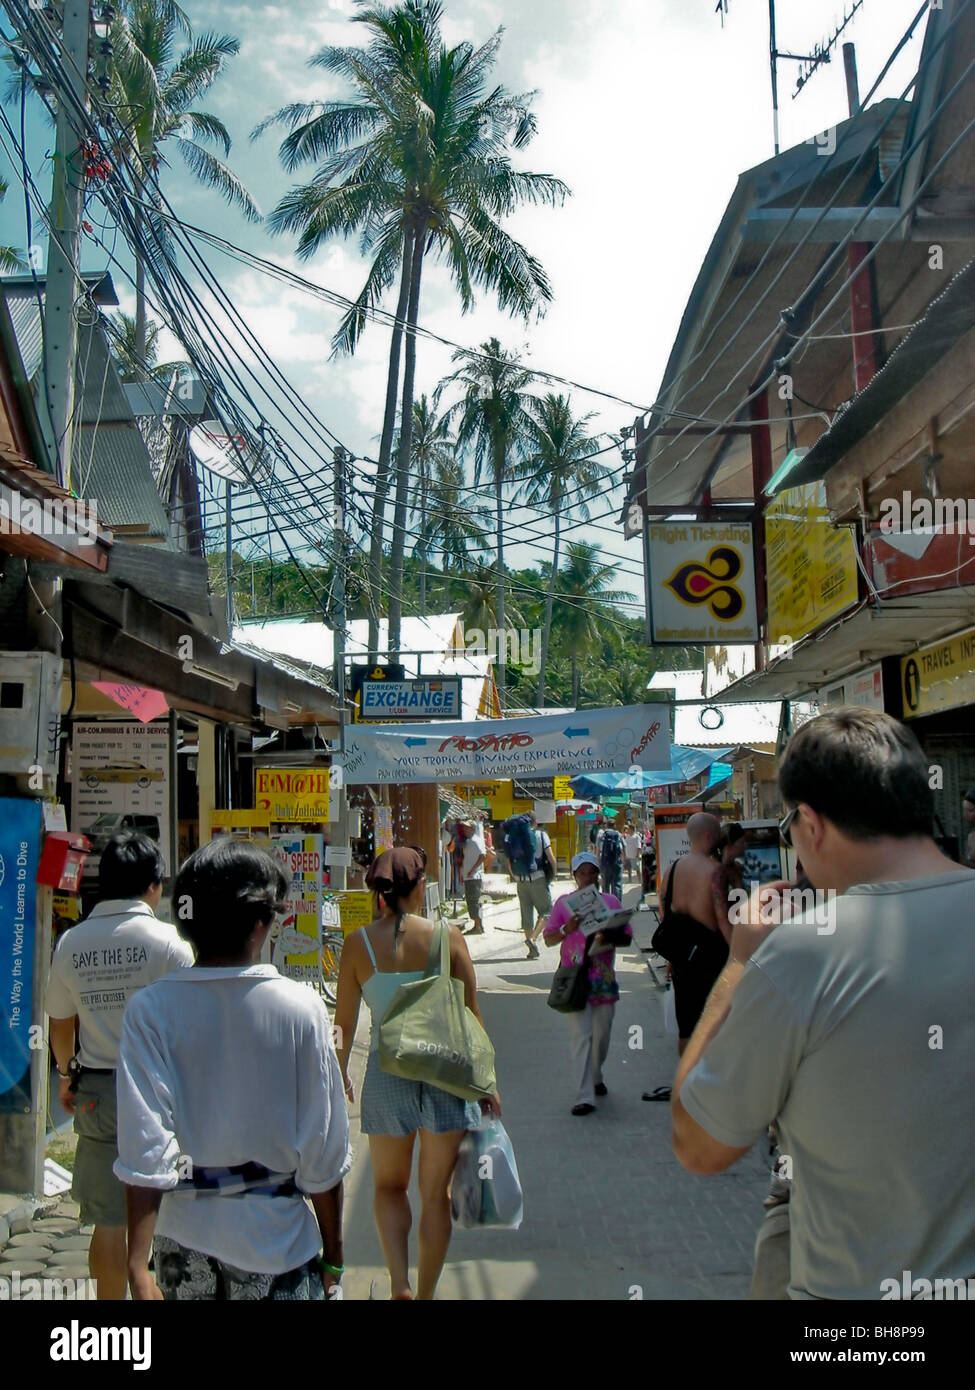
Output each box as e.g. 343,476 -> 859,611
46,832 -> 193,1300
672,708 -> 975,1299
624,825 -> 642,881
458,818 -> 486,935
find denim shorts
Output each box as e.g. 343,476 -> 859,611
360,1052 -> 482,1136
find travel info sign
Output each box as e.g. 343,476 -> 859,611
342,704 -> 670,785
255,768 -> 332,821
647,522 -> 758,644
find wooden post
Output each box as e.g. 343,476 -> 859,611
389,783 -> 441,883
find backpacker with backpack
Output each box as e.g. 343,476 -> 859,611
600,827 -> 624,878
502,814 -> 539,879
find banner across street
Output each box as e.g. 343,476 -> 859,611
342,704 -> 671,784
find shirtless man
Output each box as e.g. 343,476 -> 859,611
660,813 -> 731,1054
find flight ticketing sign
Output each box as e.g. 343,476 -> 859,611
342,704 -> 671,785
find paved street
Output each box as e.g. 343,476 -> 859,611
341,872 -> 771,1301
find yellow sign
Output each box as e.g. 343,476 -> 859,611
53,892 -> 82,921
553,776 -> 573,800
765,482 -> 858,646
329,890 -> 374,936
455,781 -> 504,798
211,809 -> 271,830
255,767 -> 332,822
490,787 -> 514,820
900,627 -> 975,719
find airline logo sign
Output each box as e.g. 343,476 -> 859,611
360,678 -> 461,721
342,705 -> 671,785
255,768 -> 331,821
648,522 -> 758,643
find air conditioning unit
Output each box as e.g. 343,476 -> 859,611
0,652 -> 62,782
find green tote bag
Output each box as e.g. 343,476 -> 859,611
378,923 -> 497,1102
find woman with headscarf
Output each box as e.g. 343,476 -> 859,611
333,846 -> 501,1300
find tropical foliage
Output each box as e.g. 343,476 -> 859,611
258,1 -> 567,659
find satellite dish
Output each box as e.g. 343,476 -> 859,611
189,420 -> 271,486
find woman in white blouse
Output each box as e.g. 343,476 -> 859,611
115,838 -> 352,1301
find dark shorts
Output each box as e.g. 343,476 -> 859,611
72,1070 -> 125,1228
671,948 -> 727,1039
152,1235 -> 327,1301
464,878 -> 482,918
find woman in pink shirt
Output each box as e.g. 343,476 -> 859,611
543,852 -> 632,1115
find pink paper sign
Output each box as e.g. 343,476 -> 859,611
91,681 -> 170,724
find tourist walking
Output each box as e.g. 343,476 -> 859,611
599,821 -> 625,901
115,838 -> 350,1301
543,852 -> 632,1115
672,708 -> 975,1299
457,817 -> 486,935
624,823 -> 642,882
334,846 -> 501,1300
504,811 -> 556,959
46,832 -> 193,1300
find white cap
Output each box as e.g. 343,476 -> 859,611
571,851 -> 601,873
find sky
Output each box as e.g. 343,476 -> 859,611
0,0 -> 929,614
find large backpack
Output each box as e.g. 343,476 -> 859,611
600,828 -> 624,874
502,814 -> 538,878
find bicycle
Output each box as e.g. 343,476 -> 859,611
320,928 -> 344,1006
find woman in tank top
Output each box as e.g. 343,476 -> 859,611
333,845 -> 501,1300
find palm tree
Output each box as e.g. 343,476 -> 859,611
441,338 -> 537,699
0,178 -> 23,271
419,453 -> 490,608
107,310 -> 182,383
111,2 -> 260,371
403,395 -> 454,615
258,1 -> 568,660
554,542 -> 634,707
516,394 -> 608,707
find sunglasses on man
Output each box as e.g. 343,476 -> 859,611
779,805 -> 799,847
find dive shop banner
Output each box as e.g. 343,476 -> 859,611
647,522 -> 758,644
342,705 -> 671,785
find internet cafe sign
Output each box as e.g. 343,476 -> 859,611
255,767 -> 332,821
647,522 -> 758,643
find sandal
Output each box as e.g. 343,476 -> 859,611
641,1085 -> 672,1102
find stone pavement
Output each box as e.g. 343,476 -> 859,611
341,871 -> 771,1300
0,1192 -> 94,1292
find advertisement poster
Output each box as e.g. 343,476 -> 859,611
652,804 -> 703,899
765,482 -> 858,646
0,799 -> 43,1111
255,768 -> 332,822
343,704 -> 670,784
324,890 -> 373,937
270,834 -> 325,984
647,522 -> 758,644
70,722 -> 170,882
373,806 -> 393,853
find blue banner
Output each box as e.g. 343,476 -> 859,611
0,799 -> 43,1110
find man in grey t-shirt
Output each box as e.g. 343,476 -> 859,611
671,708 -> 975,1300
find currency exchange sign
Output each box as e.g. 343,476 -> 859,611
342,704 -> 671,785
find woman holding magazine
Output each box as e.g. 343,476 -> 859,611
543,852 -> 633,1116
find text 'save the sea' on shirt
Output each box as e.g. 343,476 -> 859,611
114,964 -> 352,1275
45,900 -> 193,1069
679,870 -> 975,1300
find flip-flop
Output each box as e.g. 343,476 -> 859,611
641,1086 -> 672,1102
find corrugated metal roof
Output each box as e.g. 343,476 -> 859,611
3,282 -> 172,540
72,422 -> 172,538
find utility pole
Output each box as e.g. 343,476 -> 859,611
0,1 -> 90,1199
44,0 -> 91,488
331,447 -> 349,891
768,0 -> 781,156
225,480 -> 234,631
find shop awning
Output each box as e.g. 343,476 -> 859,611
569,745 -> 735,799
710,591 -> 975,704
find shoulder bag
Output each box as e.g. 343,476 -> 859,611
547,928 -> 594,1013
378,922 -> 497,1101
651,861 -> 727,971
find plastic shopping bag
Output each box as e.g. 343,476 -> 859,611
663,986 -> 678,1037
451,1118 -> 523,1230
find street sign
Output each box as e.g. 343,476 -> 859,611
255,767 -> 332,821
359,677 -> 462,721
